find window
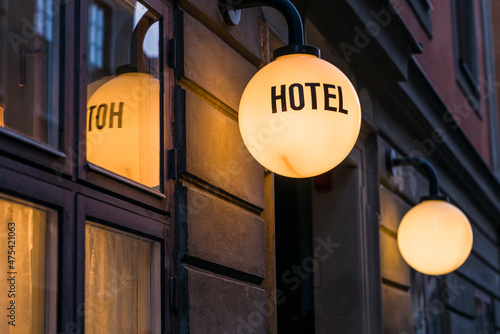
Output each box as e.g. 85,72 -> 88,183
453,0 -> 481,111
475,289 -> 495,334
84,221 -> 161,333
88,2 -> 106,70
410,271 -> 444,334
407,0 -> 433,37
0,0 -> 60,147
0,194 -> 58,333
0,0 -> 173,332
86,0 -> 161,188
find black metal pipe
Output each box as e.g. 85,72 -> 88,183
230,0 -> 304,45
391,156 -> 440,199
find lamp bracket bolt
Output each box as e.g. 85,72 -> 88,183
218,0 -> 305,45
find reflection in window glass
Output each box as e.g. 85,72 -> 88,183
85,222 -> 161,333
0,194 -> 58,333
86,0 -> 161,188
88,3 -> 105,69
0,0 -> 60,147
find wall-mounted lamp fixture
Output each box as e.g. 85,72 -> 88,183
387,151 -> 473,275
220,0 -> 361,178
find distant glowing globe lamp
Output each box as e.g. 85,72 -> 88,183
389,154 -> 473,276
397,200 -> 473,276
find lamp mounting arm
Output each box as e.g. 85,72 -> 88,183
387,151 -> 444,201
219,0 -> 303,46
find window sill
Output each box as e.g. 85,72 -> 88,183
86,162 -> 166,199
0,127 -> 66,158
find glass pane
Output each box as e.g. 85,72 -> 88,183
410,270 -> 427,334
485,303 -> 495,334
474,295 -> 495,334
425,276 -> 443,334
475,299 -> 484,334
0,194 -> 58,333
86,0 -> 161,188
0,0 -> 60,147
85,222 -> 161,333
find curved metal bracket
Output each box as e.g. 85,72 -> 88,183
220,0 -> 242,26
219,0 -> 312,57
387,149 -> 447,202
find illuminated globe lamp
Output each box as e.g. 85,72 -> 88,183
389,154 -> 473,276
86,71 -> 160,188
221,0 -> 361,178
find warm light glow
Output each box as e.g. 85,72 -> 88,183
397,200 -> 473,275
0,103 -> 4,127
238,54 -> 361,178
86,72 -> 159,187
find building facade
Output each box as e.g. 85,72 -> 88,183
0,0 -> 499,333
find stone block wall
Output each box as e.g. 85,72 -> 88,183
174,1 -> 275,333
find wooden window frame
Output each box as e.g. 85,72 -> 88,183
76,194 -> 171,333
0,0 -> 177,332
451,0 -> 482,116
77,0 -> 176,211
407,0 -> 433,37
0,160 -> 75,333
0,0 -> 74,177
474,289 -> 495,334
410,271 -> 446,334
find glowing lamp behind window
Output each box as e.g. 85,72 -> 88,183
86,72 -> 159,187
238,54 -> 361,178
397,200 -> 473,276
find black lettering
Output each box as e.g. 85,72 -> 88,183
289,83 -> 305,110
337,86 -> 348,114
96,104 -> 107,130
324,84 -> 337,111
271,85 -> 287,113
305,83 -> 320,109
109,102 -> 123,128
88,105 -> 97,131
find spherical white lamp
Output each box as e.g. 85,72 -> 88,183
397,199 -> 473,276
238,53 -> 361,178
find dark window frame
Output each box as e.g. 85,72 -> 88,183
410,271 -> 446,334
77,0 -> 176,211
0,0 -> 176,331
0,161 -> 75,334
407,0 -> 433,37
474,289 -> 495,334
0,0 -> 74,176
76,194 -> 170,333
451,0 -> 482,117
